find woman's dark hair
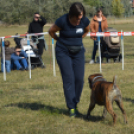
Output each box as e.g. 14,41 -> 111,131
69,2 -> 86,18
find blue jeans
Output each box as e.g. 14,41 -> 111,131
1,59 -> 11,73
91,40 -> 98,60
12,58 -> 28,70
56,43 -> 85,109
91,38 -> 103,60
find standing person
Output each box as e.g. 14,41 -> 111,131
89,8 -> 108,64
11,46 -> 28,71
27,12 -> 47,67
49,2 -> 90,117
0,40 -> 14,73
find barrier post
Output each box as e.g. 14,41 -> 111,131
52,38 -> 56,77
121,30 -> 124,70
49,35 -> 52,69
27,35 -> 31,79
2,38 -> 6,81
98,36 -> 102,72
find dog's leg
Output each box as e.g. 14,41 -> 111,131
87,95 -> 95,119
115,96 -> 128,124
102,107 -> 107,119
87,102 -> 95,119
105,100 -> 117,125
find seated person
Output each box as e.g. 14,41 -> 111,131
11,46 -> 28,70
0,40 -> 14,73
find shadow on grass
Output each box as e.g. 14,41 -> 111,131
123,97 -> 134,103
5,102 -> 102,122
5,102 -> 45,110
5,102 -> 69,116
85,115 -> 103,122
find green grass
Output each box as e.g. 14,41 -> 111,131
107,16 -> 134,25
0,23 -> 134,134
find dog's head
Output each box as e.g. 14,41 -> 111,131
88,73 -> 103,89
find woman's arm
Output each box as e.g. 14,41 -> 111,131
48,24 -> 61,40
11,53 -> 22,60
82,25 -> 90,38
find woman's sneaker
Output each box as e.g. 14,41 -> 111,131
89,59 -> 94,64
69,109 -> 76,118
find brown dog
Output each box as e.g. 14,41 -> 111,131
87,74 -> 127,125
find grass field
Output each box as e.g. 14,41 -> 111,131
107,16 -> 134,25
0,23 -> 134,134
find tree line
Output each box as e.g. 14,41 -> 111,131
0,0 -> 132,25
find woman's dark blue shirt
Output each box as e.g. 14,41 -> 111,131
55,14 -> 90,46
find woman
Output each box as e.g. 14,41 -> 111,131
49,2 -> 90,117
89,8 -> 108,64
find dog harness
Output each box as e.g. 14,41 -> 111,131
92,76 -> 106,88
92,76 -> 103,82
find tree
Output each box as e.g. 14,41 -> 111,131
112,0 -> 125,17
0,0 -> 131,24
100,0 -> 113,16
83,0 -> 113,17
83,0 -> 102,7
122,0 -> 133,17
42,0 -> 86,23
0,0 -> 38,25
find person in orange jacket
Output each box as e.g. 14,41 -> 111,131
89,8 -> 108,64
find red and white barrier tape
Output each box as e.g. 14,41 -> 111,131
1,31 -> 134,39
87,32 -> 134,37
0,32 -> 48,39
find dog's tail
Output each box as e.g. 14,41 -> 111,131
113,75 -> 117,89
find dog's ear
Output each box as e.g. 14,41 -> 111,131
113,75 -> 117,89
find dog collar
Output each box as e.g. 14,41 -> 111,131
92,76 -> 103,82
